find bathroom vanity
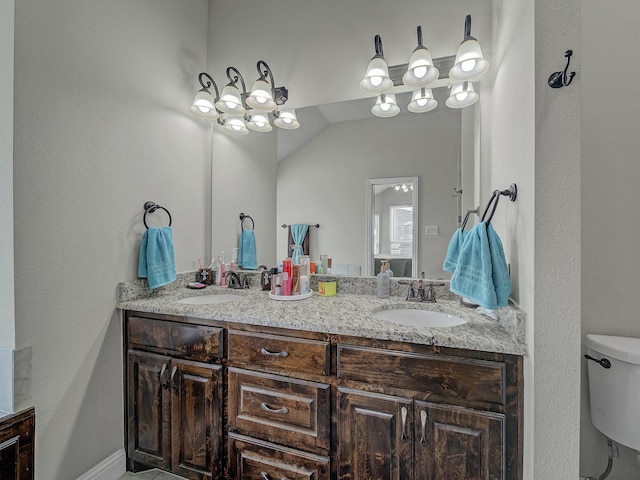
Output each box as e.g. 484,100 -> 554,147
119,278 -> 525,480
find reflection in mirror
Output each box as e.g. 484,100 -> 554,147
277,89 -> 471,278
367,177 -> 419,278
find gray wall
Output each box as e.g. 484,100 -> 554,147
12,0 -> 210,477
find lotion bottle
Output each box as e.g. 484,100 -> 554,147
376,264 -> 390,299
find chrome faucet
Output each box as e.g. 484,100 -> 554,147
424,282 -> 446,303
398,280 -> 418,301
223,271 -> 242,289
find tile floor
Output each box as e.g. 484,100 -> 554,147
119,469 -> 186,480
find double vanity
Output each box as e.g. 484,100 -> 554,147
118,273 -> 526,480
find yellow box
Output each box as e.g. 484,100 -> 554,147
318,276 -> 337,296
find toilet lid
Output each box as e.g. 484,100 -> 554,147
585,334 -> 640,365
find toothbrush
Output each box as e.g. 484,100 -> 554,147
197,257 -> 204,270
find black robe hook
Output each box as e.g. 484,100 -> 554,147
548,50 -> 576,88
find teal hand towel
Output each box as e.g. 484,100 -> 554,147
487,223 -> 511,307
289,224 -> 309,264
450,222 -> 511,310
138,226 -> 176,289
443,228 -> 468,272
238,229 -> 257,270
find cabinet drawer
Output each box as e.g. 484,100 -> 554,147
228,330 -> 330,376
337,344 -> 506,405
228,368 -> 330,453
128,316 -> 222,362
229,433 -> 330,480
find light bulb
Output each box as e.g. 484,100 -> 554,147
370,76 -> 383,87
417,98 -> 428,107
381,102 -> 391,112
461,59 -> 476,72
413,66 -> 427,79
456,91 -> 469,102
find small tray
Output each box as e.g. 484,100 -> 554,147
268,291 -> 313,301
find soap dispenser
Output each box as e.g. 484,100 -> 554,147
377,263 -> 390,299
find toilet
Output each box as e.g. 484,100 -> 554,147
585,334 -> 640,467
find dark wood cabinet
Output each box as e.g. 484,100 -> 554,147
0,407 -> 35,480
125,313 -> 224,479
127,350 -> 171,471
337,388 -> 413,480
416,401 -> 505,480
123,310 -> 523,480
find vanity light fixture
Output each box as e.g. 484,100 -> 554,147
362,15 -> 486,119
407,87 -> 438,113
445,81 -> 479,108
273,109 -> 300,129
371,94 -> 400,118
402,26 -> 439,88
189,60 -> 299,134
189,73 -> 220,120
360,35 -> 394,94
449,15 -> 489,81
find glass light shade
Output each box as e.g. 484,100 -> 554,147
449,39 -> 490,81
371,94 -> 400,118
402,47 -> 439,87
189,89 -> 219,119
445,82 -> 479,108
221,115 -> 249,135
360,57 -> 393,94
215,84 -> 246,114
246,78 -> 277,112
246,111 -> 273,132
274,109 -> 300,129
408,88 -> 438,113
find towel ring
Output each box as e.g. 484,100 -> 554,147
239,213 -> 254,231
143,201 -> 172,229
461,208 -> 479,229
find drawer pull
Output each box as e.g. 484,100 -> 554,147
401,406 -> 408,442
260,402 -> 289,414
420,409 -> 428,446
260,347 -> 289,358
160,363 -> 169,390
170,365 -> 178,392
260,473 -> 290,480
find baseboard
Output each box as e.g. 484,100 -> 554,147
76,449 -> 126,480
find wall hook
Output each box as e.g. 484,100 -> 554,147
452,187 -> 463,197
548,50 -> 576,88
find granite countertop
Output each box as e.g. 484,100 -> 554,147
118,273 -> 527,356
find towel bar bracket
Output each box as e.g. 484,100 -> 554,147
499,183 -> 517,202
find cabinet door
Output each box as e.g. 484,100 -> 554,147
337,387 -> 413,480
127,351 -> 172,470
171,359 -> 223,480
415,401 -> 505,480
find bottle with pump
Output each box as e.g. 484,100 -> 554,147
377,263 -> 390,299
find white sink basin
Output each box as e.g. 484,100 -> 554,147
177,294 -> 245,305
374,309 -> 468,328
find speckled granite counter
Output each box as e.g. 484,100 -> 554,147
117,272 -> 527,356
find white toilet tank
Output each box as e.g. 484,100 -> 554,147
585,334 -> 640,450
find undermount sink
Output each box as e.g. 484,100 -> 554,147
374,308 -> 468,328
177,294 -> 245,305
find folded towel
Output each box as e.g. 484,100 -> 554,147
487,223 -> 512,307
450,222 -> 510,310
289,224 -> 309,264
443,228 -> 468,272
238,229 -> 257,270
138,226 -> 176,289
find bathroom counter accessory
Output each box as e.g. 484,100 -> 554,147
268,291 -> 313,301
